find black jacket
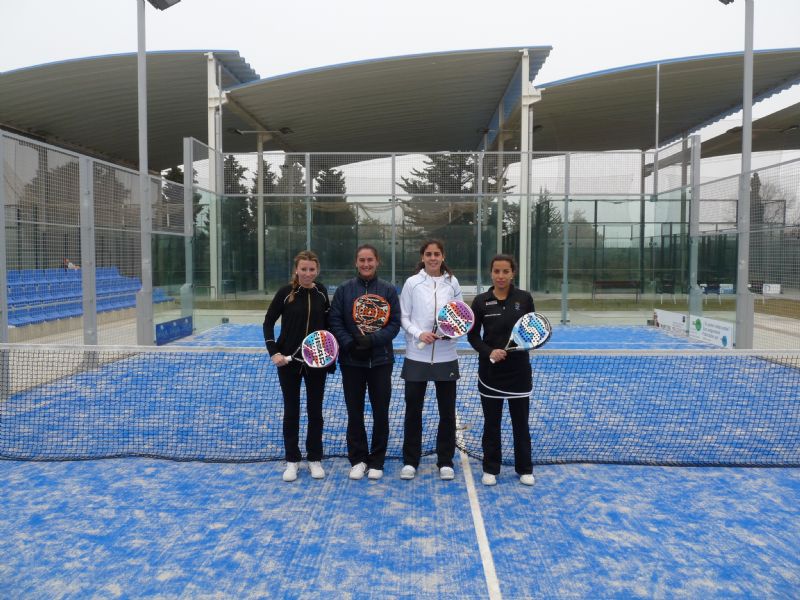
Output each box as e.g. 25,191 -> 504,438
329,276 -> 401,367
263,282 -> 331,369
468,285 -> 535,393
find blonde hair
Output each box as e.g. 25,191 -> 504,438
288,250 -> 320,303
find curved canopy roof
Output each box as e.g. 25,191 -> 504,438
0,51 -> 258,169
224,47 -> 551,154
701,100 -> 800,158
501,48 -> 800,153
2,47 -> 800,171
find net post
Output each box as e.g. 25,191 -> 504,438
79,156 -> 98,345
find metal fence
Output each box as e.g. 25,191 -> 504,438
1,130 -> 189,345
4,129 -> 798,349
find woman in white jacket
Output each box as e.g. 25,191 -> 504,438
399,239 -> 463,481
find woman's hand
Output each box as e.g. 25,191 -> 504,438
418,331 -> 437,345
271,353 -> 289,367
489,349 -> 507,363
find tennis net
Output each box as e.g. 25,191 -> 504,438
1,345 -> 799,466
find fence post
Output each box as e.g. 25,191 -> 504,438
79,157 -> 98,345
561,152 -> 570,324
688,134 -> 703,318
0,133 -> 8,342
181,137 -> 194,318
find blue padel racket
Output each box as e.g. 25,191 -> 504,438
490,312 -> 551,363
287,330 -> 339,368
416,300 -> 475,349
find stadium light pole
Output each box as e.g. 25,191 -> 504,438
719,0 -> 755,348
136,0 -> 181,346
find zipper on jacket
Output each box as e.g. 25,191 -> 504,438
430,279 -> 437,364
305,288 -> 311,336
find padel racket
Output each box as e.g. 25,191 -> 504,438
490,312 -> 551,363
416,300 -> 475,349
352,293 -> 390,334
286,330 -> 339,368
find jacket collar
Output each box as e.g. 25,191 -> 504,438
418,269 -> 449,281
488,284 -> 515,301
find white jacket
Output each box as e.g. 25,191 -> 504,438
400,269 -> 463,363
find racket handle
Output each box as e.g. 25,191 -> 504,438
416,341 -> 426,350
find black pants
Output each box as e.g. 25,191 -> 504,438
277,366 -> 327,463
341,363 -> 393,469
480,394 -> 532,476
403,380 -> 456,469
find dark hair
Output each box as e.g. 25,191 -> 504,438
415,239 -> 453,276
489,254 -> 516,273
355,244 -> 380,261
288,250 -> 320,303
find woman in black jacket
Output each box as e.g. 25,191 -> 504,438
263,250 -> 332,482
467,254 -> 536,487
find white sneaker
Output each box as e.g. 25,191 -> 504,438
439,466 -> 455,480
349,462 -> 367,480
367,468 -> 384,480
520,473 -> 535,486
481,472 -> 497,486
282,462 -> 299,482
400,465 -> 416,480
309,461 -> 325,479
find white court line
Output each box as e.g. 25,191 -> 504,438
456,411 -> 502,600
459,450 -> 502,600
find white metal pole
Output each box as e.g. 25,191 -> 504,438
519,50 -> 531,291
257,133 -> 265,292
735,0 -> 755,348
653,63 -> 661,198
136,0 -> 154,345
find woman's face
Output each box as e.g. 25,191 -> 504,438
355,248 -> 379,280
296,259 -> 319,288
421,243 -> 444,276
491,260 -> 514,292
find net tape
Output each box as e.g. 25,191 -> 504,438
1,345 -> 799,466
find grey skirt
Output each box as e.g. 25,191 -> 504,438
401,358 -> 460,382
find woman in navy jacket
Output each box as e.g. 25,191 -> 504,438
329,244 -> 401,480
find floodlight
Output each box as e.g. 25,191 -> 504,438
147,0 -> 182,9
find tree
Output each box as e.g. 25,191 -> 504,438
312,166 -> 356,226
397,154 -> 478,231
162,165 -> 184,184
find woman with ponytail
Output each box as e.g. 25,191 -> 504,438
398,239 -> 463,481
263,250 -> 333,482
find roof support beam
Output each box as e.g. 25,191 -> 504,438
225,95 -> 295,152
206,52 -> 222,299
518,49 -> 541,292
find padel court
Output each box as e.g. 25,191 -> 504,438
1,325 -> 799,598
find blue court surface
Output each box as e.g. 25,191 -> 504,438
1,324 -> 798,598
179,322 -> 713,350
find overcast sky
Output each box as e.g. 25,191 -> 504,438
2,0 -> 799,135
